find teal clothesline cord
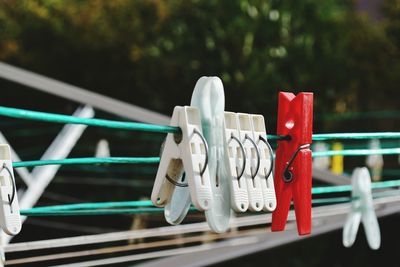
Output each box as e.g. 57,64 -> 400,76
12,157 -> 160,168
312,148 -> 400,157
311,132 -> 400,141
2,105 -> 400,141
267,132 -> 400,141
312,179 -> 400,194
28,200 -> 154,211
20,208 -> 166,216
13,147 -> 400,168
0,106 -> 179,134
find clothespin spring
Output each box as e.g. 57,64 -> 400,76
283,144 -> 311,182
258,136 -> 275,180
229,133 -> 246,180
243,134 -> 261,178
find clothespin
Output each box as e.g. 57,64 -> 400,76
163,77 -> 231,232
190,77 -> 231,233
366,139 -> 383,181
272,92 -> 313,236
151,106 -> 212,212
331,142 -> 344,175
95,139 -> 110,158
343,167 -> 380,250
0,144 -> 21,236
313,142 -> 330,170
224,112 -> 249,212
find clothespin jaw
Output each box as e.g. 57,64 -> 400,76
272,92 -> 313,236
343,167 -> 381,250
0,144 -> 21,236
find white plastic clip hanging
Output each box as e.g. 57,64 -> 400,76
0,144 -> 21,235
224,112 -> 249,212
237,113 -> 263,211
191,77 -> 231,233
313,142 -> 330,170
366,139 -> 383,181
251,115 -> 276,211
343,167 -> 380,250
151,106 -> 212,212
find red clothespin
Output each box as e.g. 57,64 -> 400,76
272,92 -> 313,235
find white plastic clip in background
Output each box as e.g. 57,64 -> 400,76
343,167 -> 380,250
251,115 -> 276,212
366,139 -> 384,181
313,142 -> 330,170
151,106 -> 213,212
0,144 -> 21,236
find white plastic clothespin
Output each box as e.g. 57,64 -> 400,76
95,139 -> 110,158
151,106 -> 212,212
343,167 -> 380,250
191,77 -> 231,233
0,144 -> 21,236
251,115 -> 276,211
313,142 -> 330,170
224,112 -> 249,212
366,139 -> 383,181
161,77 -> 231,232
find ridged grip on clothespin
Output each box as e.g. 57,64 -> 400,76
343,167 -> 381,250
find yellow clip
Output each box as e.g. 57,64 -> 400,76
331,142 -> 344,175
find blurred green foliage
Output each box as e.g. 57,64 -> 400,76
0,0 -> 399,132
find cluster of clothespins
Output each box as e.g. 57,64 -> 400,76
152,77 -> 312,235
0,76 -> 389,255
151,76 -> 382,250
